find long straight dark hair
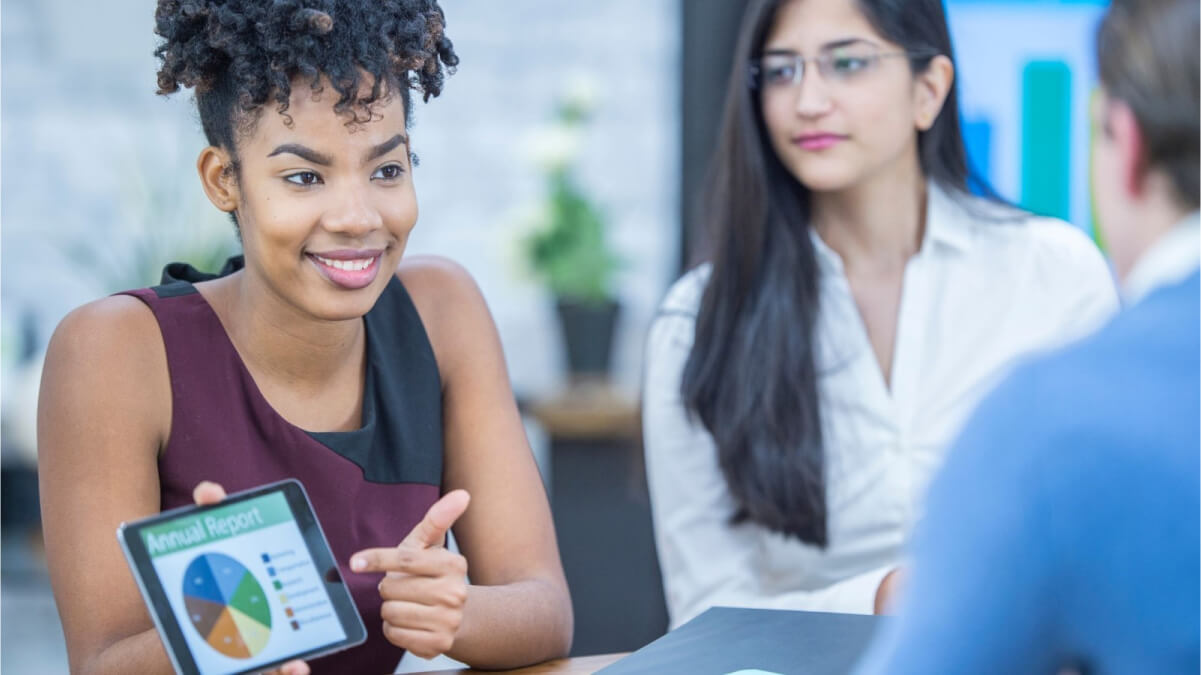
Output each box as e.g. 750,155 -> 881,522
682,0 -> 973,547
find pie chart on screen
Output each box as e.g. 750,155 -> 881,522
182,553 -> 273,659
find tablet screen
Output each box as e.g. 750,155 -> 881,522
138,490 -> 347,673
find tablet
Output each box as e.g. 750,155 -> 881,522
118,479 -> 367,675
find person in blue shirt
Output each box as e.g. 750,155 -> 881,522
855,0 -> 1200,672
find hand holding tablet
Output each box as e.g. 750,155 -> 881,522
118,480 -> 366,675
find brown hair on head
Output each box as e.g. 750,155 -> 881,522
1097,0 -> 1200,208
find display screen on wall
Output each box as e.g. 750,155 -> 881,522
948,0 -> 1109,239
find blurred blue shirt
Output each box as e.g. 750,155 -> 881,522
856,217 -> 1201,674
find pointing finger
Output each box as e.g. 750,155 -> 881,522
400,490 -> 470,550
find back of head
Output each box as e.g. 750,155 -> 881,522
1097,0 -> 1200,210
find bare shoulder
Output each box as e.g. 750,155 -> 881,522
48,295 -> 164,368
395,255 -> 489,328
396,254 -> 482,296
42,294 -> 171,447
395,256 -> 495,376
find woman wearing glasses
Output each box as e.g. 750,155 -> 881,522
643,0 -> 1118,628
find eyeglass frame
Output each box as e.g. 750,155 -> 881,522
747,48 -> 941,91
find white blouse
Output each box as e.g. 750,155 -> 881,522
642,187 -> 1119,628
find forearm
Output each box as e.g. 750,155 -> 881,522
667,563 -> 895,628
447,578 -> 573,669
74,628 -> 173,675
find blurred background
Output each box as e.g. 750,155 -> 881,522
1,0 -> 1109,671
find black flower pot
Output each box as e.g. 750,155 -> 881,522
555,297 -> 620,378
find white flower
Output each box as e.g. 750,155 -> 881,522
523,124 -> 583,172
562,73 -> 600,116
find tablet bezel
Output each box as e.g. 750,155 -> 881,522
117,479 -> 367,675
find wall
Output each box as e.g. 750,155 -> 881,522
0,0 -> 682,463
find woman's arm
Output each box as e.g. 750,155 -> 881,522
39,299 -> 309,675
38,297 -> 175,674
393,257 -> 572,668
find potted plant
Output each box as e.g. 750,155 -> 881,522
522,80 -> 621,381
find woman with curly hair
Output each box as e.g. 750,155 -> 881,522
37,2 -> 572,673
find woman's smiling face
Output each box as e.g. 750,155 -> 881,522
205,77 -> 417,322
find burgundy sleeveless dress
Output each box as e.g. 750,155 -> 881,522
122,257 -> 443,674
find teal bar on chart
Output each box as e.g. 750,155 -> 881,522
1021,60 -> 1072,221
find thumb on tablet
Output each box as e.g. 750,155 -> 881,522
400,490 -> 470,550
192,481 -> 226,506
264,659 -> 310,675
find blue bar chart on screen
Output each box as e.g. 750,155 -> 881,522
948,0 -> 1109,240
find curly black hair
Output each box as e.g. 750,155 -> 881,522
153,0 -> 458,156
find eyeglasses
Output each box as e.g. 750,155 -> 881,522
749,48 -> 939,90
